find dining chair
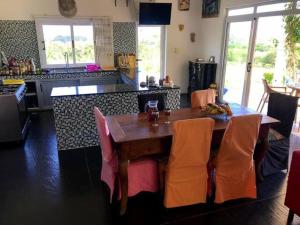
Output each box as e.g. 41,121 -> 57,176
287,84 -> 300,129
257,79 -> 288,113
213,114 -> 262,203
137,93 -> 167,113
261,93 -> 298,176
161,118 -> 215,208
285,150 -> 300,224
191,89 -> 216,108
94,107 -> 159,202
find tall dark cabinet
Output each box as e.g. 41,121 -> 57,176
188,61 -> 217,95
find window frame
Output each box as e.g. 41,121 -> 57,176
35,17 -> 95,68
226,0 -> 300,20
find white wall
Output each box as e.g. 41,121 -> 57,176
0,0 -> 271,93
0,0 -> 133,21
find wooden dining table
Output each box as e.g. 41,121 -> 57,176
287,83 -> 300,97
105,104 -> 279,214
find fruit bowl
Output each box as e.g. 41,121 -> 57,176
208,113 -> 229,120
201,103 -> 232,120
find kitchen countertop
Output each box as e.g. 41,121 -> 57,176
51,83 -> 180,97
0,69 -> 119,81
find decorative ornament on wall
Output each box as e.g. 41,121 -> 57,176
58,0 -> 77,18
202,0 -> 220,18
190,32 -> 196,43
178,0 -> 190,11
178,24 -> 184,31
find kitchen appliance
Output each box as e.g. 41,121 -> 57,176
0,84 -> 30,143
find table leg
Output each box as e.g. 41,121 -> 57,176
119,156 -> 128,215
254,125 -> 270,182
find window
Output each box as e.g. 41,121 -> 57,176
227,2 -> 298,18
228,7 -> 254,16
257,3 -> 287,13
36,18 -> 95,68
138,26 -> 166,84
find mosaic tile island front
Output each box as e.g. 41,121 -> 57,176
52,81 -> 181,151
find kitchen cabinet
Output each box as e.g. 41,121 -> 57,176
37,79 -> 79,109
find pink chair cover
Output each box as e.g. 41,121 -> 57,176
214,114 -> 262,203
94,107 -> 158,203
191,89 -> 216,108
164,118 -> 215,208
94,107 -> 118,202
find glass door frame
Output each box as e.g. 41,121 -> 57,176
220,0 -> 300,106
137,25 -> 167,79
221,16 -> 258,106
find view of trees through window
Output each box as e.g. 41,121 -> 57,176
224,13 -> 300,109
138,26 -> 162,83
43,25 -> 94,65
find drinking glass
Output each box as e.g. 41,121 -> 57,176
164,108 -> 171,124
152,111 -> 159,127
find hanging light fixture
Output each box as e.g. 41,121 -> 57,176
58,0 -> 77,18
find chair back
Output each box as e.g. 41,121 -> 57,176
137,93 -> 167,113
94,107 -> 114,161
262,79 -> 274,94
214,114 -> 262,203
164,118 -> 215,208
267,92 -> 298,138
191,89 -> 215,108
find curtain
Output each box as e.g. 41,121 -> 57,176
93,17 -> 114,69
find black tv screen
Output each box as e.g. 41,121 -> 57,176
139,3 -> 172,25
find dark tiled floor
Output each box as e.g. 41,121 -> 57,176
0,94 -> 300,225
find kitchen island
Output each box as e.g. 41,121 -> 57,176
0,69 -> 120,110
51,83 -> 180,151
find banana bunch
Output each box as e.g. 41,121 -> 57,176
219,103 -> 233,116
205,103 -> 226,115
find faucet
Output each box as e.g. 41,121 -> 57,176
64,52 -> 69,72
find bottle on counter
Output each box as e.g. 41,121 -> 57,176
30,58 -> 36,74
25,58 -> 31,74
146,75 -> 149,86
19,60 -> 26,75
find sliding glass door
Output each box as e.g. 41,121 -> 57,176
221,1 -> 300,109
222,20 -> 254,105
248,16 -> 286,110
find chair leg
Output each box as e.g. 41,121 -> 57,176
257,92 -> 266,112
287,210 -> 294,225
259,93 -> 268,113
158,161 -> 166,195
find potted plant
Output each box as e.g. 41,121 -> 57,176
263,72 -> 274,84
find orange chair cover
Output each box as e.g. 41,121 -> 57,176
164,118 -> 215,208
191,89 -> 216,108
214,114 -> 262,203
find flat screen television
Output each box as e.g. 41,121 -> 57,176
139,3 -> 172,25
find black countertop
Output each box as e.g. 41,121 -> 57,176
51,83 -> 180,97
